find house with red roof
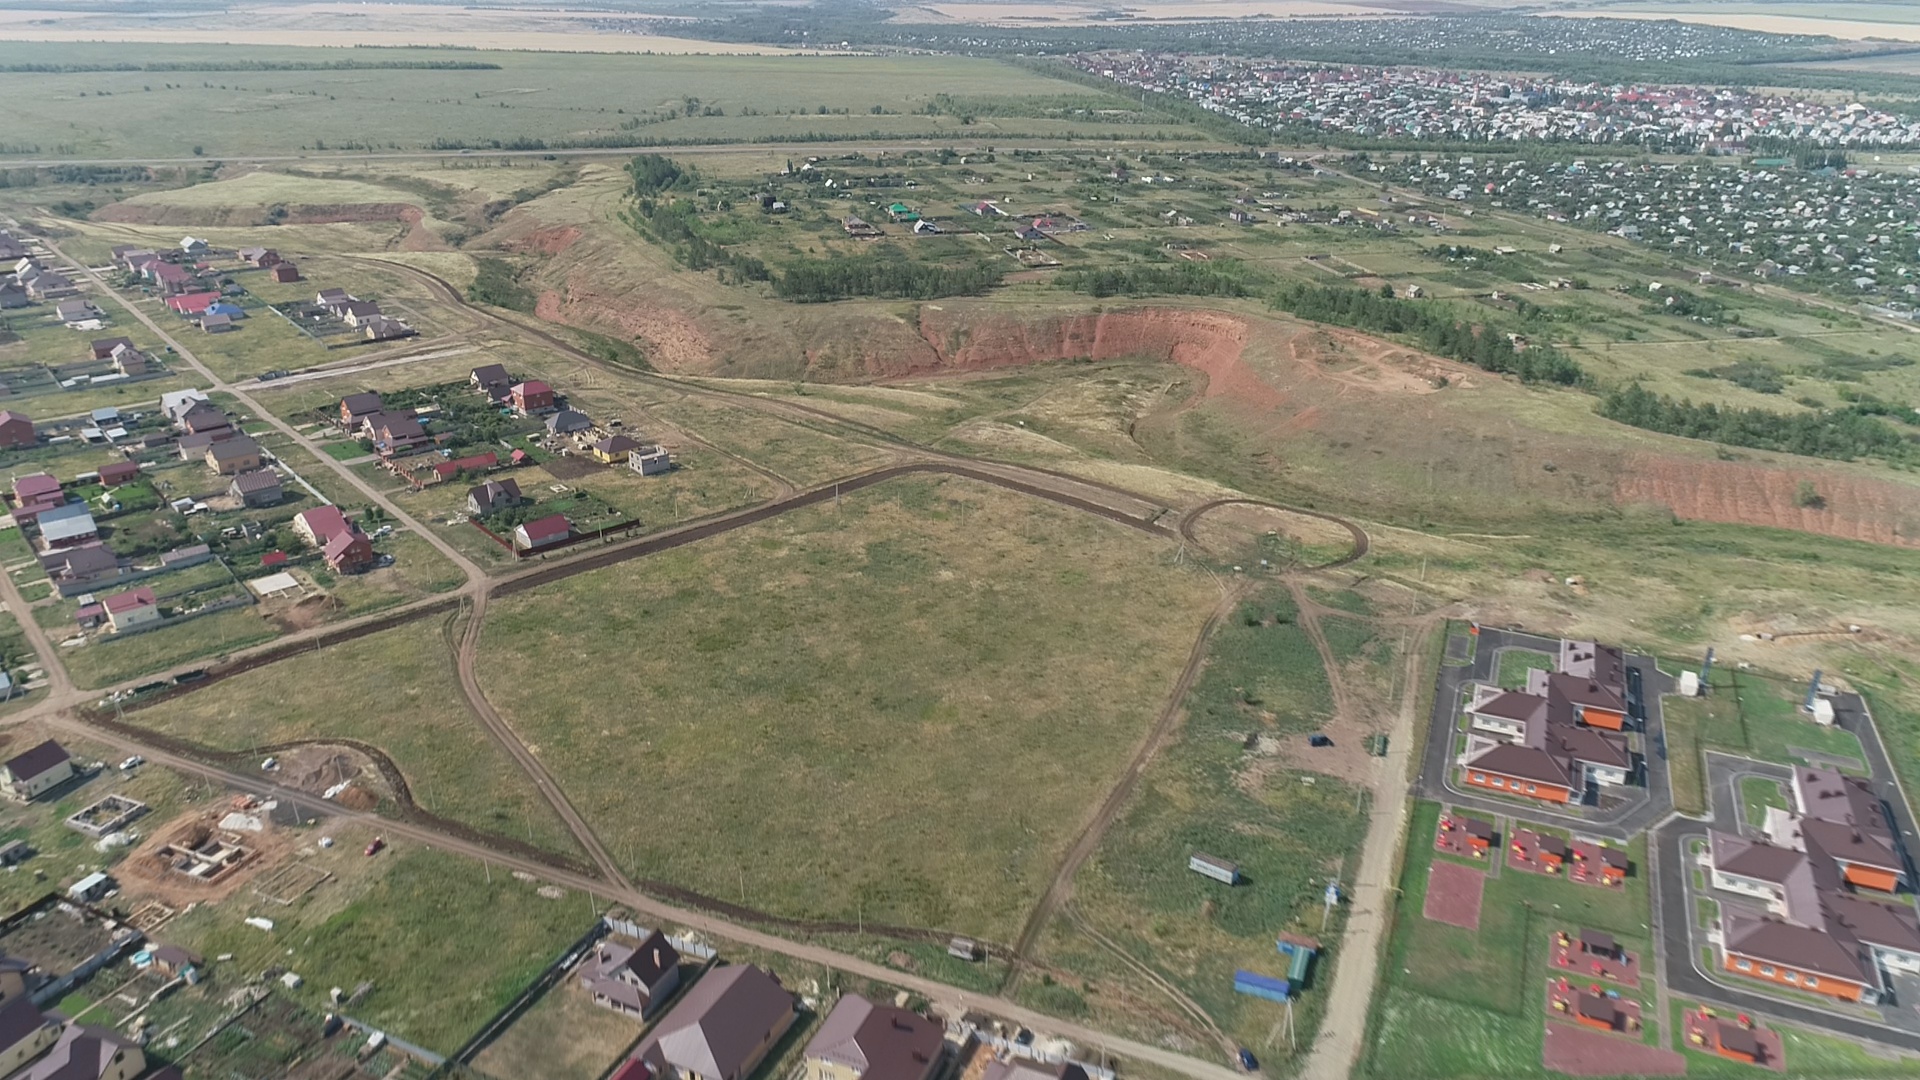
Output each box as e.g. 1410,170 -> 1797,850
102,587 -> 161,633
514,514 -> 572,552
165,291 -> 221,316
9,474 -> 64,522
511,380 -> 556,416
293,505 -> 377,573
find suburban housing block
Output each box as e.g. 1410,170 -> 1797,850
1458,640 -> 1635,804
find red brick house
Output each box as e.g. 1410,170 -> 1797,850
270,263 -> 301,283
293,505 -> 377,573
9,473 -> 63,521
511,380 -> 556,415
0,410 -> 34,450
97,461 -> 140,486
340,392 -> 384,427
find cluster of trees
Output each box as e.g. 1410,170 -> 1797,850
628,199 -> 770,283
773,257 -> 1003,303
628,154 -> 691,197
466,257 -> 534,313
1597,384 -> 1917,463
1271,283 -> 1587,386
1060,261 -> 1263,298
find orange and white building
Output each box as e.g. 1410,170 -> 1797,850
1459,640 -> 1634,805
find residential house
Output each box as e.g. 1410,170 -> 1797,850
269,263 -> 301,284
40,544 -> 122,596
205,302 -> 245,320
176,402 -> 232,437
802,995 -> 944,1080
630,446 -> 672,476
511,380 -> 556,415
467,478 -> 522,517
292,506 -> 376,572
35,502 -> 98,550
514,514 -> 571,552
10,474 -> 64,521
175,432 -> 224,460
1,741 -> 73,802
1792,766 -> 1906,892
429,451 -> 497,484
589,435 -> 641,464
228,469 -> 282,508
339,392 -> 385,427
363,316 -> 414,342
580,930 -> 682,1018
24,270 -> 75,301
10,1021 -> 146,1080
96,461 -> 138,486
0,410 -> 35,450
164,292 -> 220,316
0,282 -> 27,309
546,410 -> 592,437
109,345 -> 148,377
102,588 -> 161,633
315,288 -> 350,308
90,338 -> 135,362
54,300 -> 94,325
364,412 -> 430,457
238,247 -> 280,268
180,236 -> 209,258
470,364 -> 511,399
205,436 -> 264,476
0,232 -> 22,259
337,300 -> 382,326
158,390 -> 210,427
0,995 -> 60,1077
146,262 -> 193,295
200,314 -> 233,334
627,965 -> 798,1080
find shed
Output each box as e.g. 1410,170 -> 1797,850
1232,970 -> 1289,1002
1189,852 -> 1240,885
67,871 -> 111,902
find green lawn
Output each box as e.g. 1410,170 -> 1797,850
477,474 -> 1220,941
1494,648 -> 1555,691
1662,668 -> 1868,792
1363,801 -> 1658,1080
1740,775 -> 1789,828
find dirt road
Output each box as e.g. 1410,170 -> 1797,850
1298,617 -> 1441,1080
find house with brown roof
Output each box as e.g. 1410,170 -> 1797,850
590,434 -> 641,464
1458,640 -> 1634,804
470,364 -> 511,397
97,461 -> 139,487
546,410 -> 592,437
89,338 -> 135,362
238,247 -> 280,268
363,316 -> 415,342
339,392 -> 384,427
0,411 -> 35,450
228,469 -> 282,508
1,741 -> 73,802
0,995 -> 60,1078
362,412 -> 430,457
293,506 -> 376,573
430,451 -> 498,484
205,436 -> 264,476
467,478 -> 522,518
10,1021 -> 146,1080
270,263 -> 301,284
176,402 -> 231,437
10,474 -> 63,522
627,965 -> 797,1080
803,995 -> 944,1080
580,930 -> 682,1019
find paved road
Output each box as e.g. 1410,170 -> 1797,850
1416,626 -> 1673,840
1650,749 -> 1920,1052
1831,691 -> 1920,890
44,712 -> 1249,1080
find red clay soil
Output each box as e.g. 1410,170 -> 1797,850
1422,860 -> 1485,930
1543,1022 -> 1686,1077
1615,454 -> 1920,549
537,277 -> 717,371
515,225 -> 582,256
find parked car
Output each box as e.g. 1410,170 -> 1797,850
364,837 -> 386,857
118,756 -> 143,771
1308,733 -> 1333,747
1238,1049 -> 1259,1072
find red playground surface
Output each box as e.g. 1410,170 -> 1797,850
1547,977 -> 1643,1036
1570,839 -> 1630,887
1552,928 -> 1641,988
1435,811 -> 1497,861
1423,860 -> 1485,930
1684,1007 -> 1785,1071
1510,828 -> 1569,875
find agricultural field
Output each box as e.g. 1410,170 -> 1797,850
0,43 -> 1202,161
476,473 -> 1223,940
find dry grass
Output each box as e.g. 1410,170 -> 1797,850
477,474 -> 1221,940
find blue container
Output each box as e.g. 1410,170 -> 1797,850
1233,970 -> 1290,1003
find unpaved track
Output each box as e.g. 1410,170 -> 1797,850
1178,497 -> 1370,570
1299,616 -> 1442,1080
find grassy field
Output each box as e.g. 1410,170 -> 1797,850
123,620 -> 583,858
0,43 -> 1188,160
165,844 -> 593,1057
1740,774 -> 1789,827
1362,800 -> 1656,1080
471,969 -> 644,1080
477,473 -> 1220,940
1494,648 -> 1554,690
1039,582 -> 1374,1066
1662,665 -> 1871,817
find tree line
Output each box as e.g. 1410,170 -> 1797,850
1597,385 -> 1916,463
1270,282 -> 1587,386
773,257 -> 1004,303
1060,261 -> 1263,298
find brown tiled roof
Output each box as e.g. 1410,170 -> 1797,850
3,739 -> 69,782
1724,911 -> 1874,985
804,994 -> 944,1080
1466,742 -> 1572,788
632,965 -> 795,1080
